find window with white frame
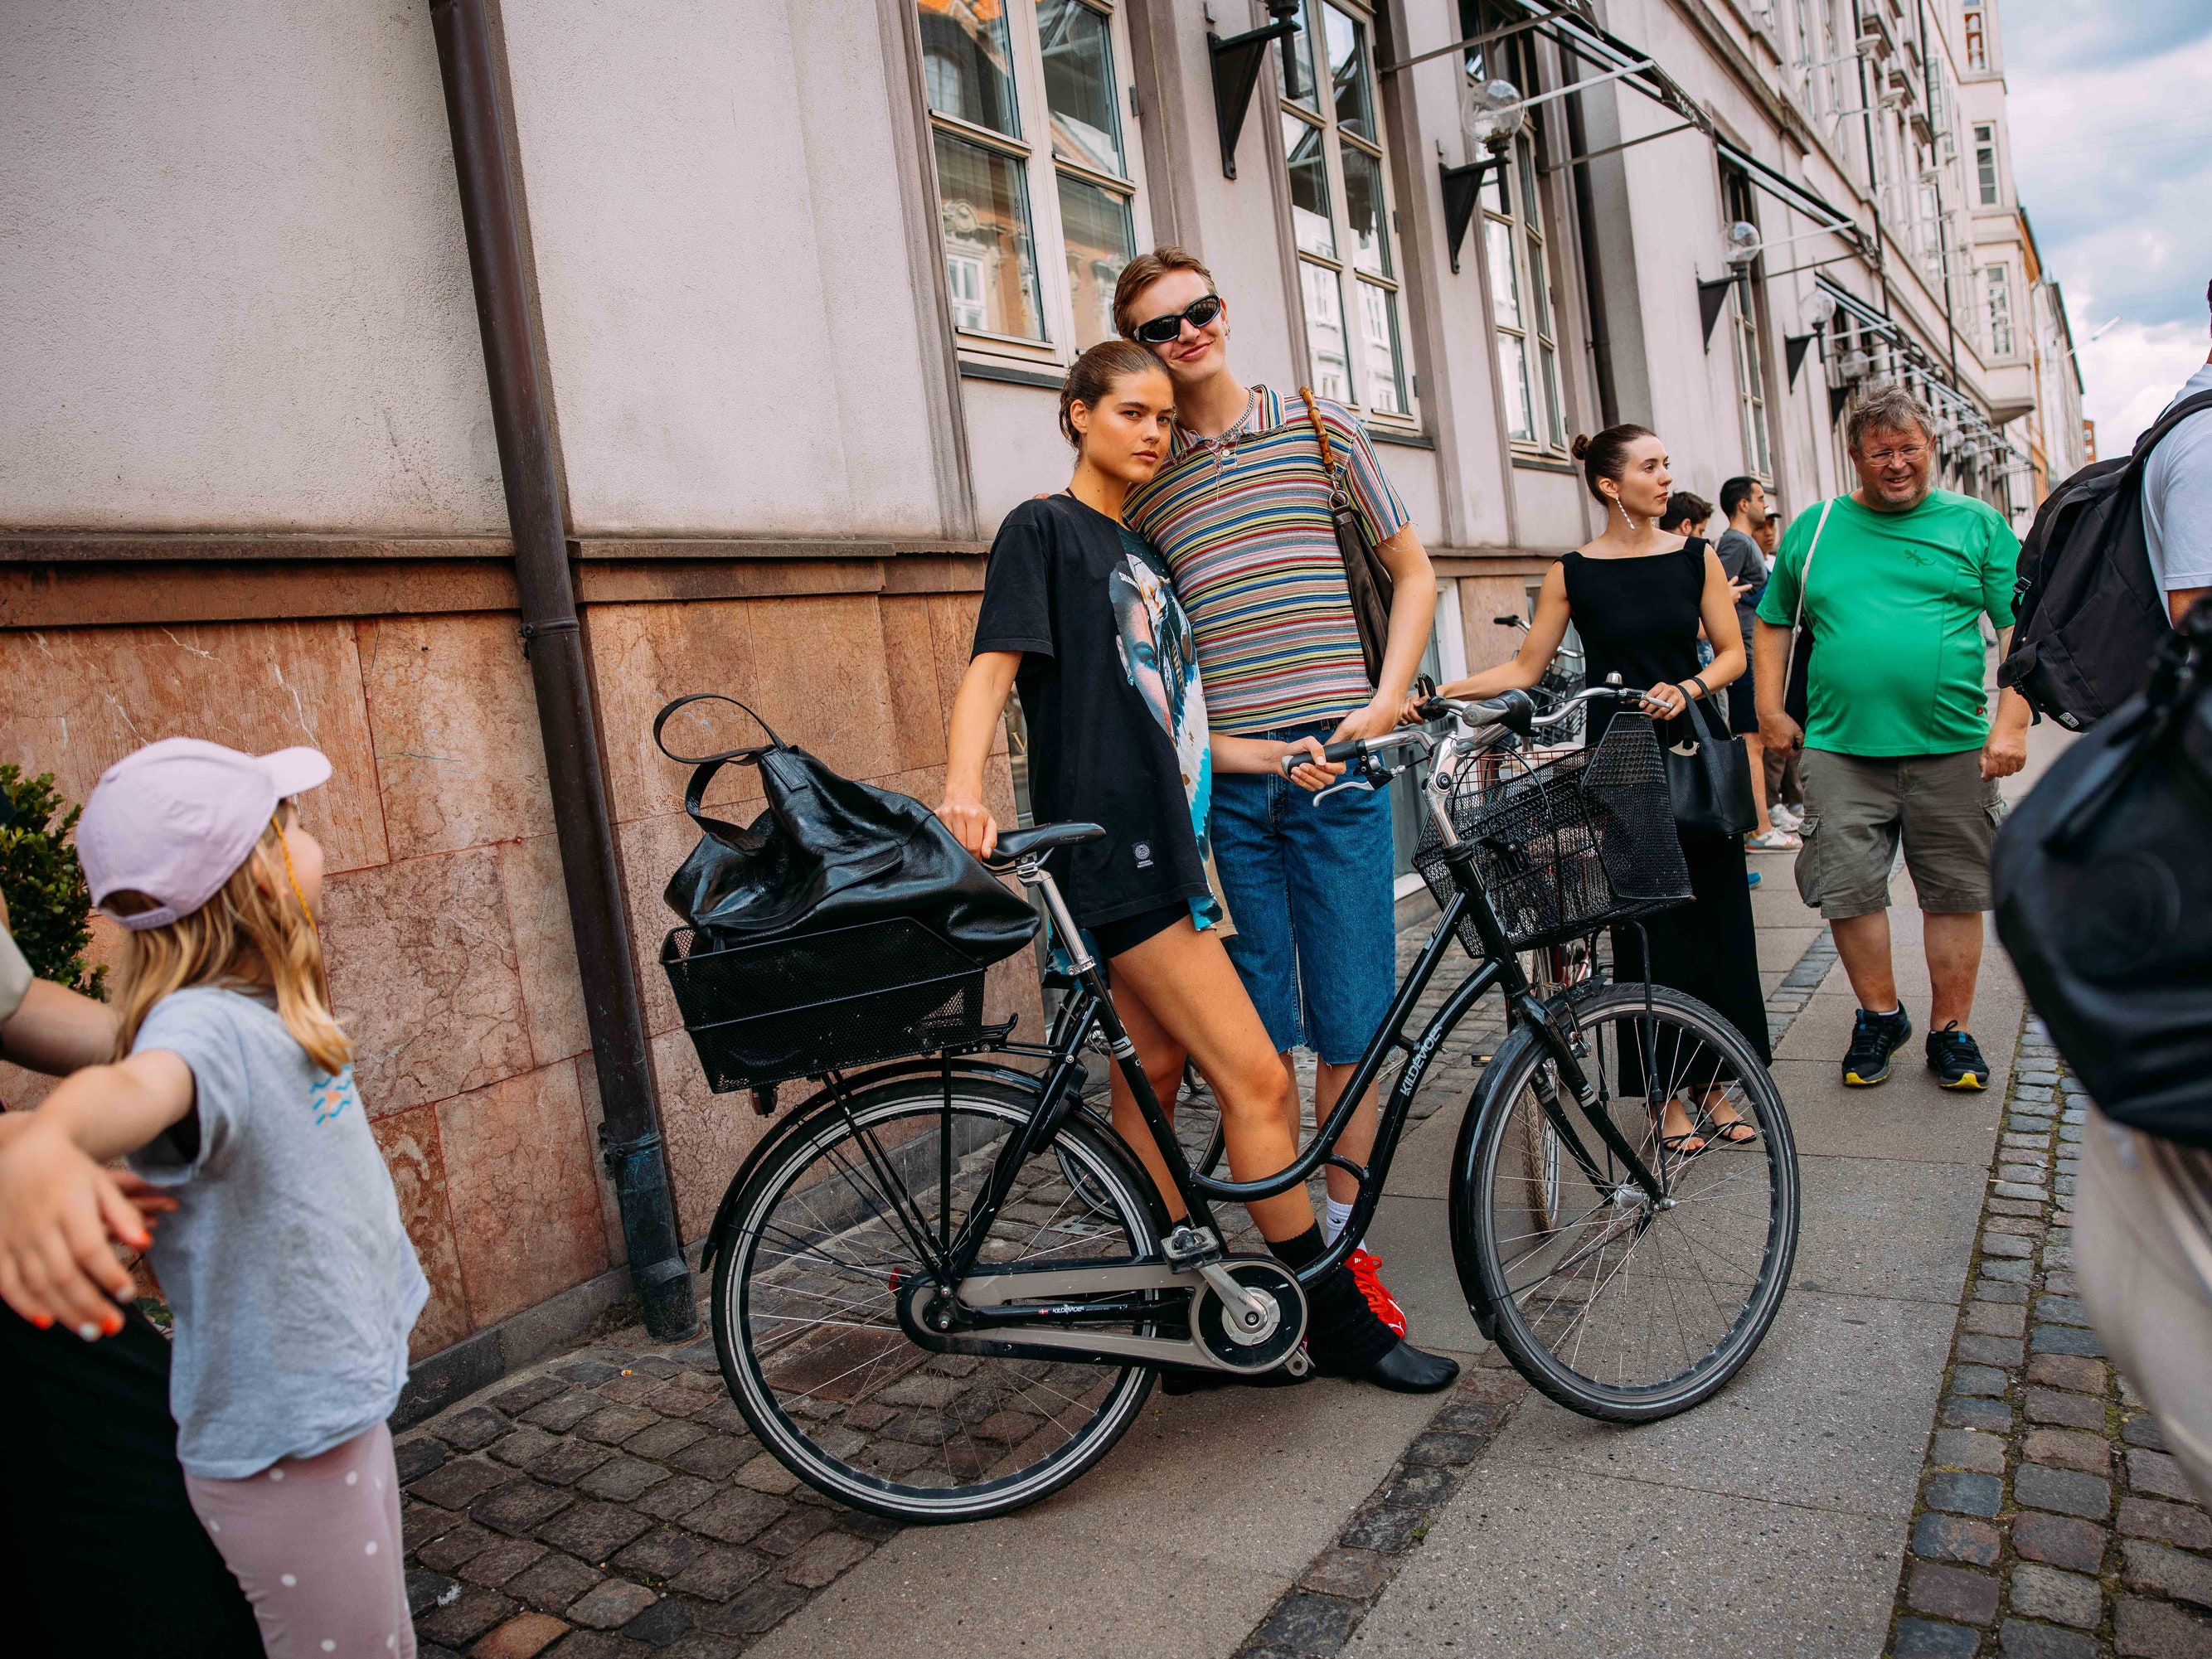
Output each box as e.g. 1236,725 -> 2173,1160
917,1 -> 1147,359
1724,171 -> 1773,481
1974,124 -> 1998,206
1463,4 -> 1564,453
1985,263 -> 2015,356
1962,0 -> 1987,71
1278,1 -> 1414,420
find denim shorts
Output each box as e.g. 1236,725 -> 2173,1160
1208,723 -> 1398,1062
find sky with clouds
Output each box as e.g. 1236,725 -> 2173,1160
2003,1 -> 2212,454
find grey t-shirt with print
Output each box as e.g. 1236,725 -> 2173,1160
129,986 -> 427,1478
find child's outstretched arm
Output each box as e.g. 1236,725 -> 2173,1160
0,1050 -> 192,1338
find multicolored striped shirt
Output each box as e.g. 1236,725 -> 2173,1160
1123,386 -> 1409,735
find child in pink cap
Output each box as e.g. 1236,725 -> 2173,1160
0,738 -> 424,1659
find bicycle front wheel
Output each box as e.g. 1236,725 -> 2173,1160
709,1075 -> 1162,1522
1459,982 -> 1797,1421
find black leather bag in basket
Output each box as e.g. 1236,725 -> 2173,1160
1413,711 -> 1692,954
653,695 -> 1038,1093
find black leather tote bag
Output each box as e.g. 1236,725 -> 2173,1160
1993,605 -> 2212,1148
1662,696 -> 1758,838
656,694 -> 1036,955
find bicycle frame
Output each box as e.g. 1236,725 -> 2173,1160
924,718 -> 1670,1307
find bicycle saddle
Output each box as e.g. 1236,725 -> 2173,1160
991,821 -> 1106,860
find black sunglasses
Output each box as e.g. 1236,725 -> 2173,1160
1129,293 -> 1225,345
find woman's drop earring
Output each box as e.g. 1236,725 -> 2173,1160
1613,497 -> 1639,533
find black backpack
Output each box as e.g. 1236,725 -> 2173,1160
1992,600 -> 2212,1147
1998,389 -> 2212,730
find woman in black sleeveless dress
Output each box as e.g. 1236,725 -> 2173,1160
1425,424 -> 1770,1152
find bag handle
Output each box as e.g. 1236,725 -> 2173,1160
1298,386 -> 1353,508
1782,497 -> 1835,697
652,693 -> 785,765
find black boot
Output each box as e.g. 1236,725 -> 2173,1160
1271,1226 -> 1459,1394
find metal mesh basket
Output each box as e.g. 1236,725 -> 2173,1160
1412,711 -> 1692,953
662,917 -> 995,1093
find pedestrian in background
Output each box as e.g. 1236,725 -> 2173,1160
1115,247 -> 1437,1330
1657,490 -> 1712,536
1755,508 -> 1808,822
1717,477 -> 1795,850
1752,385 -> 2031,1092
2142,279 -> 2212,627
0,739 -> 424,1659
1429,424 -> 1770,1153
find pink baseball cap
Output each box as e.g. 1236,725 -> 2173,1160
76,738 -> 332,930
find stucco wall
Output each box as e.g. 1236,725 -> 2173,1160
500,0 -> 956,539
0,3 -> 502,532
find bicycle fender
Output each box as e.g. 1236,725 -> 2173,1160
1445,1022 -> 1545,1342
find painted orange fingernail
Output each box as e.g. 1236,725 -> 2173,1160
31,1314 -> 52,1330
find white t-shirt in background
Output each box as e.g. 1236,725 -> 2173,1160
2142,361 -> 2212,599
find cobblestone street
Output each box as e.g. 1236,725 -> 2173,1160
1888,1027 -> 2212,1658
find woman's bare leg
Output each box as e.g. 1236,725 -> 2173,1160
1105,921 -> 1313,1243
1104,984 -> 1193,1220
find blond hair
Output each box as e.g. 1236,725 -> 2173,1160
112,817 -> 351,1075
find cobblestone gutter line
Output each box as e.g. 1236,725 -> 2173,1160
1885,1020 -> 2212,1659
1227,923 -> 1839,1659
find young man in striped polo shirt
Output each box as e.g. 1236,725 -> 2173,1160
1116,248 -> 1437,1333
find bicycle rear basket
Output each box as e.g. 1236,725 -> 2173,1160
662,917 -> 995,1093
1413,711 -> 1692,953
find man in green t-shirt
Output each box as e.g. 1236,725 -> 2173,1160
1752,384 -> 2031,1093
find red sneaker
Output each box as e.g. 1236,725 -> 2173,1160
1347,1247 -> 1407,1337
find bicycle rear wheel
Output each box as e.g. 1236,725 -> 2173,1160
1458,982 -> 1797,1421
709,1075 -> 1162,1522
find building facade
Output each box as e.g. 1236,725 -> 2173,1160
0,0 -> 2073,1392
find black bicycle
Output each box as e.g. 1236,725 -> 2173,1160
700,682 -> 1798,1522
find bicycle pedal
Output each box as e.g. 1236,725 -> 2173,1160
1162,1223 -> 1223,1272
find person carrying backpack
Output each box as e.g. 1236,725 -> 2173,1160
2001,281 -> 2212,725
2143,281 -> 2212,628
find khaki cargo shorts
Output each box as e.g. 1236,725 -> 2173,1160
1794,748 -> 2006,919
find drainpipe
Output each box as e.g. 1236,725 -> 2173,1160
427,0 -> 696,1342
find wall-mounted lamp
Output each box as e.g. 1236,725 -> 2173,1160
1784,289 -> 1837,388
1442,79 -> 1525,274
1209,0 -> 1303,180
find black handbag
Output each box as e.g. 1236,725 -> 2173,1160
1662,696 -> 1758,838
1993,602 -> 2212,1147
1301,386 -> 1395,686
652,695 -> 1038,1094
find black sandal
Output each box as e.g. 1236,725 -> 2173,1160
1653,1102 -> 1705,1158
1698,1091 -> 1759,1145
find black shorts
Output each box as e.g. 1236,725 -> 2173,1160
1089,902 -> 1190,959
1726,671 -> 1760,737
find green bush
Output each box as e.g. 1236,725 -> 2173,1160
0,765 -> 106,999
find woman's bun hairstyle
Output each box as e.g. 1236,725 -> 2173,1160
1060,339 -> 1169,448
1572,423 -> 1656,502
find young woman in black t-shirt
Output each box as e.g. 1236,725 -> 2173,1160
935,341 -> 1455,1395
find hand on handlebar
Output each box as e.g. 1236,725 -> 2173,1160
1638,682 -> 1690,720
935,795 -> 998,861
1279,735 -> 1341,793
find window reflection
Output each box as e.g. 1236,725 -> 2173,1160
917,0 -> 1021,138
934,132 -> 1045,339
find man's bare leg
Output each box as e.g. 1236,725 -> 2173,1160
1831,910 -> 1899,1011
1924,911 -> 1986,1031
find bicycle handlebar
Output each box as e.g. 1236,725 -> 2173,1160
1276,679 -> 1648,775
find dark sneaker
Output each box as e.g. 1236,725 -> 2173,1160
1927,1023 -> 1991,1089
1841,1007 -> 1913,1086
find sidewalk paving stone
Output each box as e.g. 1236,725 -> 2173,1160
1885,1031 -> 2212,1657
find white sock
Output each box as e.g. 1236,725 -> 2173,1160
1322,1197 -> 1356,1247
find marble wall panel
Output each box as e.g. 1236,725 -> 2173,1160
616,810 -> 701,1039
497,832 -> 590,1065
357,613 -> 554,858
321,846 -> 534,1116
435,1061 -> 610,1329
584,598 -> 764,823
571,1058 -> 628,1267
370,1104 -> 473,1359
877,594 -> 948,772
740,594 -> 900,783
651,1027 -> 773,1242
0,618 -> 388,872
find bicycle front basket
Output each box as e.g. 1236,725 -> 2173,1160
1413,711 -> 1691,953
662,917 -> 996,1093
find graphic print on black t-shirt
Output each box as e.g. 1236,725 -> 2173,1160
972,494 -> 1219,929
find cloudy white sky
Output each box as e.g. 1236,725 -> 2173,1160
2004,2 -> 2212,454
